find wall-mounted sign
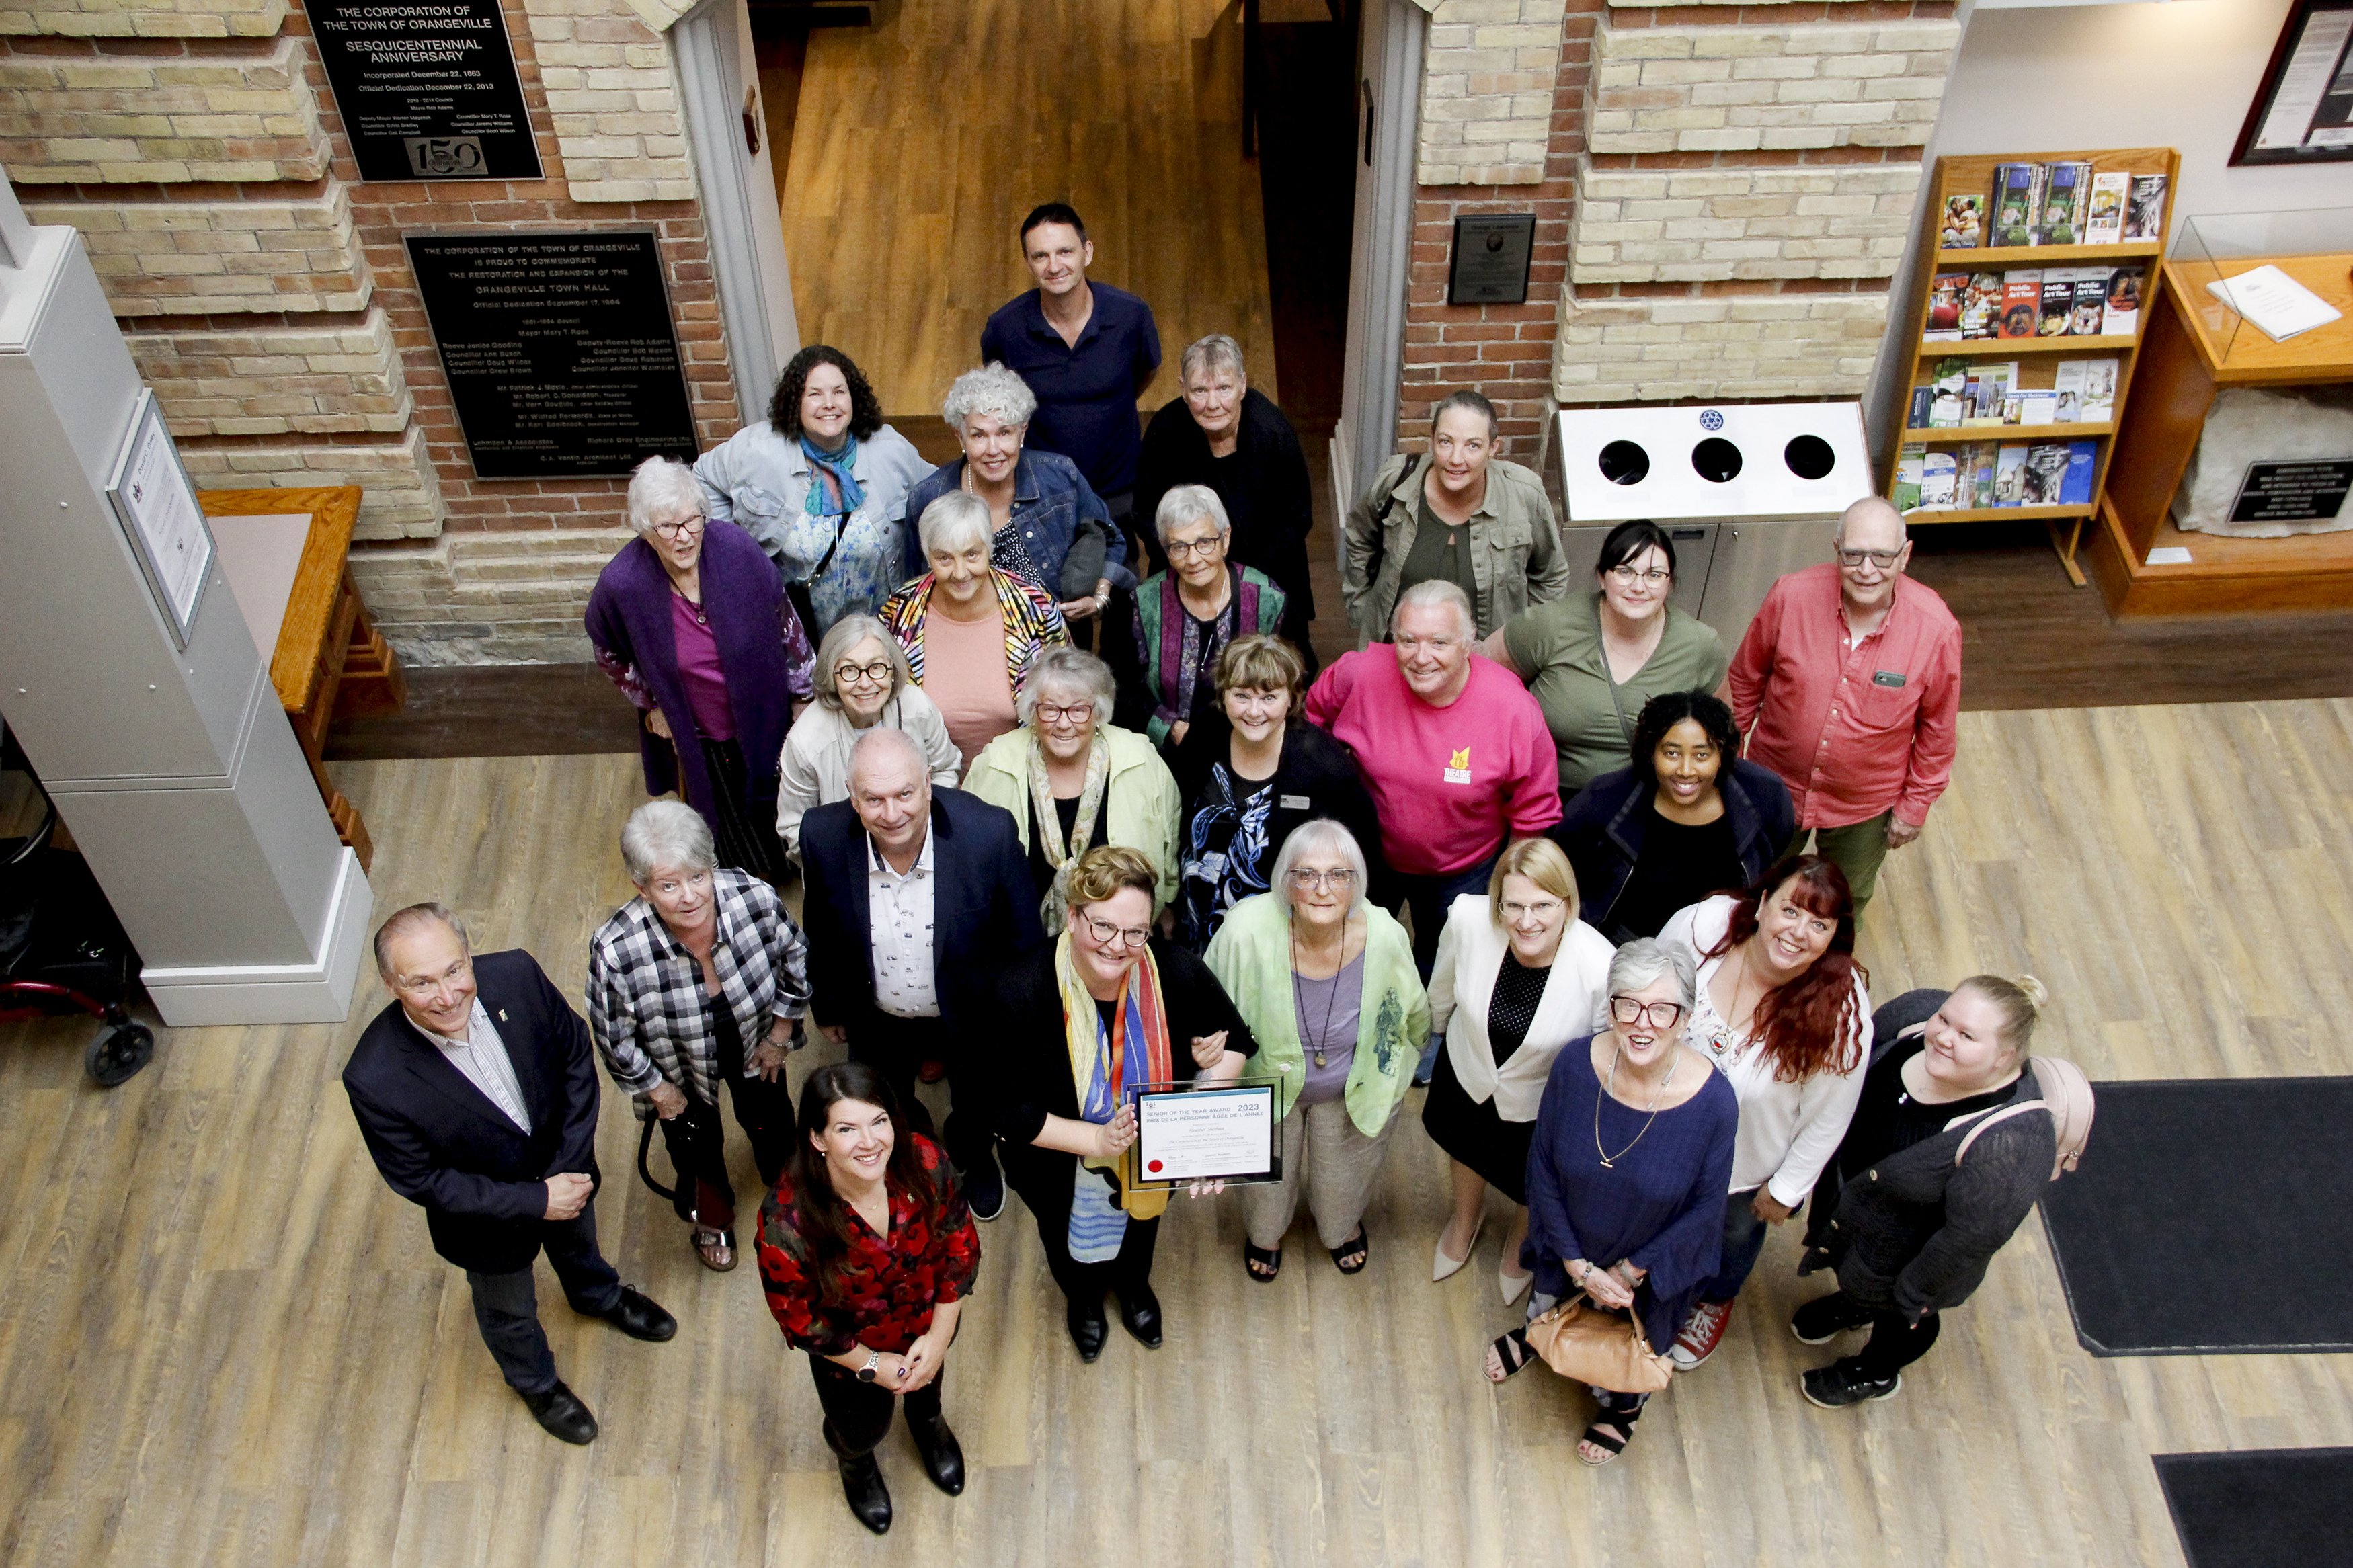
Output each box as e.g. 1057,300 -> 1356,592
310,0 -> 542,181
407,232 -> 701,480
2231,459 -> 2353,523
1448,213 -> 1537,306
105,388 -> 216,651
2233,0 -> 2353,166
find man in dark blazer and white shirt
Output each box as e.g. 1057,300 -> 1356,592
799,727 -> 1045,1220
344,903 -> 676,1445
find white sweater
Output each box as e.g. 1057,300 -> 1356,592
773,690 -> 963,860
1657,895 -> 1872,1206
1427,895 -> 1617,1124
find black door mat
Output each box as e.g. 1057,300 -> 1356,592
2156,1448 -> 2353,1568
2039,1077 -> 2353,1356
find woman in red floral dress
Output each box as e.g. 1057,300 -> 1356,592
756,1062 -> 979,1535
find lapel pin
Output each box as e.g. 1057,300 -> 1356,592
498,1009 -> 508,1022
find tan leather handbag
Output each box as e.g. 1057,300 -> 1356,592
1525,1295 -> 1675,1395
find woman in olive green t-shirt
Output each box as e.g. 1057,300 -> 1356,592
1484,521 -> 1729,796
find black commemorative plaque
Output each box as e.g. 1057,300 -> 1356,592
408,232 -> 700,479
2229,458 -> 2353,524
310,0 -> 541,181
1448,213 -> 1537,306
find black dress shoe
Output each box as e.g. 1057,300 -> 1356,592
836,1447 -> 893,1534
520,1381 -> 598,1445
1116,1282 -> 1163,1349
590,1286 -> 677,1342
1066,1294 -> 1108,1362
908,1411 -> 965,1495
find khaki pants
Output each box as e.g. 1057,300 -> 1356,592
1243,1097 -> 1400,1251
1789,811 -> 1894,910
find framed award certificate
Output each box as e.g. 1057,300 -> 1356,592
1127,1078 -> 1281,1188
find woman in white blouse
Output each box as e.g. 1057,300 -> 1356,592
1656,852 -> 1871,1369
1422,837 -> 1616,1304
775,614 -> 962,862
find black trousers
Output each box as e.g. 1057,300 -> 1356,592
810,1354 -> 945,1456
1010,1159 -> 1162,1303
463,1203 -> 623,1395
654,1001 -> 796,1228
850,1012 -> 988,1173
1812,1289 -> 1944,1377
1391,854 -> 1501,979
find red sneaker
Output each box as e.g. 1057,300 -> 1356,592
1671,1298 -> 1734,1370
918,1059 -> 949,1084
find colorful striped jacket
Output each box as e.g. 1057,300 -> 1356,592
877,567 -> 1069,691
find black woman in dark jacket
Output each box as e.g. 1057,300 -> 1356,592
1166,634 -> 1385,952
1794,978 -> 2057,1409
1551,689 -> 1793,943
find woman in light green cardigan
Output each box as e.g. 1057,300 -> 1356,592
1206,819 -> 1430,1281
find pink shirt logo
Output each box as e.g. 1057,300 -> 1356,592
1443,746 -> 1472,785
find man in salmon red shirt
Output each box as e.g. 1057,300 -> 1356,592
1305,580 -> 1561,999
1728,498 -> 1961,911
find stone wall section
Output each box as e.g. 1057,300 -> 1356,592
0,0 -> 285,37
22,186 -> 371,313
1417,0 -> 1568,187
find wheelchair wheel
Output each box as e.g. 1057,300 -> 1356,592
85,1022 -> 153,1088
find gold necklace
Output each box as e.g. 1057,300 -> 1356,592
1595,1038 -> 1679,1169
1289,921 -> 1353,1069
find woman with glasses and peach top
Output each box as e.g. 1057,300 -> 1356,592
988,846 -> 1253,1362
773,615 -> 964,864
1484,519 -> 1730,796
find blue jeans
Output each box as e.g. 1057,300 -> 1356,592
1700,1186 -> 1771,1303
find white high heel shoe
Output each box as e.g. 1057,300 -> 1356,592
1498,1264 -> 1532,1306
1432,1219 -> 1484,1282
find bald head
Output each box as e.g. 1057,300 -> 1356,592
1833,495 -> 1911,616
1835,495 -> 1907,553
848,725 -> 932,863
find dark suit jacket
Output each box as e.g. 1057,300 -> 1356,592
342,949 -> 604,1274
799,786 -> 1046,1039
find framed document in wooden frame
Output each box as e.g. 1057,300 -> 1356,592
2233,0 -> 2353,167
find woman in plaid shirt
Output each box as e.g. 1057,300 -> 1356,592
588,801 -> 810,1272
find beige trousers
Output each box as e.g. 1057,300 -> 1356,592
1242,1096 -> 1400,1251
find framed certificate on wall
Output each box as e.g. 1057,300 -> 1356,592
104,388 -> 216,651
2234,0 -> 2353,166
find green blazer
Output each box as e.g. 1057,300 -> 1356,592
1204,893 -> 1431,1135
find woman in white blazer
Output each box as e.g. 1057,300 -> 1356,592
1422,837 -> 1616,1304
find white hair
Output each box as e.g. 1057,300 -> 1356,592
918,490 -> 996,561
1594,937 -> 1697,1031
1392,579 -> 1476,641
1154,483 -> 1231,546
812,614 -> 908,711
1270,818 -> 1369,915
1179,333 -> 1247,387
620,800 -> 716,885
625,456 -> 707,536
941,362 -> 1037,434
1017,646 -> 1117,727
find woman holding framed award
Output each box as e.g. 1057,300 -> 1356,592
1204,819 -> 1428,1282
988,845 -> 1253,1362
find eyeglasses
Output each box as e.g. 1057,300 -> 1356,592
832,660 -> 895,688
1035,702 -> 1094,726
1076,912 -> 1152,948
1607,565 -> 1671,587
1610,996 -> 1689,1030
1287,868 -> 1358,893
1501,898 -> 1564,922
1836,547 -> 1903,569
1165,536 -> 1225,561
651,515 -> 703,540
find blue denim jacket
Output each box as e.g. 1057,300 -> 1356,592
902,448 -> 1131,594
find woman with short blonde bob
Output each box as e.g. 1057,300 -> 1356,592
1423,836 -> 1617,1303
774,614 -> 963,861
1206,819 -> 1428,1281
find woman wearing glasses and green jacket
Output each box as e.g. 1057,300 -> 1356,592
774,615 -> 964,863
1205,819 -> 1429,1282
1484,519 -> 1730,797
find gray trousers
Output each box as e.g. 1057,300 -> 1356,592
463,1204 -> 623,1395
1243,1096 -> 1399,1251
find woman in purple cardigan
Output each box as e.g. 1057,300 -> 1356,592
588,457 -> 815,884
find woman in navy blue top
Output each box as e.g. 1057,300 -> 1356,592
1486,936 -> 1737,1466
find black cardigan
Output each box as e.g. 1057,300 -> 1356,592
1168,717 -> 1390,908
1133,388 -> 1315,622
1550,758 -> 1794,940
1801,989 -> 2057,1321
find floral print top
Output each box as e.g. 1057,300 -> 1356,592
755,1134 -> 979,1356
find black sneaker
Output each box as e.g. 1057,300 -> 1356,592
1800,1360 -> 1901,1409
1790,1292 -> 1874,1345
961,1143 -> 1006,1222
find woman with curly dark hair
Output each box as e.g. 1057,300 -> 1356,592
1653,854 -> 1871,1371
1550,688 -> 1793,942
695,345 -> 929,639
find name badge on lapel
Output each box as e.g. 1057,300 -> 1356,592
1279,794 -> 1312,811
1871,671 -> 1906,688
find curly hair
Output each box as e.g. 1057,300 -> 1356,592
1066,845 -> 1159,910
1703,854 -> 1868,1083
1631,690 -> 1739,792
766,345 -> 884,441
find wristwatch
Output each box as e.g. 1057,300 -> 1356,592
856,1348 -> 881,1383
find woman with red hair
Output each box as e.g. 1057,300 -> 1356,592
1655,854 -> 1872,1369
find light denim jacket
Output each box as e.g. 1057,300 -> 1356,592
694,421 -> 930,629
902,448 -> 1131,598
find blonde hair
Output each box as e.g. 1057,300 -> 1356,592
1487,837 -> 1579,927
1065,845 -> 1158,911
1953,973 -> 2048,1055
1213,633 -> 1305,708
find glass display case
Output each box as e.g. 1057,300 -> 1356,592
2167,206 -> 2353,371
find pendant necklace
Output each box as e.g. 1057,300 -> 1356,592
1291,922 -> 1351,1069
1595,1039 -> 1679,1168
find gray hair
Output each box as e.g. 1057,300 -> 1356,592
373,902 -> 468,979
941,362 -> 1037,434
1179,333 -> 1247,388
621,800 -> 717,886
812,614 -> 909,711
625,456 -> 706,536
1836,494 -> 1908,548
918,489 -> 996,561
1017,645 -> 1117,727
1392,579 -> 1476,641
1595,937 -> 1698,1031
1270,818 -> 1369,915
1154,483 -> 1231,546
848,723 -> 929,784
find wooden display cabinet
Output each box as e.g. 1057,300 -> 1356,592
1882,147 -> 2180,585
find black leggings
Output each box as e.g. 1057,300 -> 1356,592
809,1355 -> 944,1457
1812,1290 -> 1944,1377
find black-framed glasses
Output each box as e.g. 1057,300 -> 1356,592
832,660 -> 895,688
1836,547 -> 1902,569
1610,996 -> 1688,1030
1166,536 -> 1224,561
1076,912 -> 1152,949
1607,564 -> 1670,586
651,515 -> 704,540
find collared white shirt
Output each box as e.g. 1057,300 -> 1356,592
867,828 -> 940,1019
413,999 -> 533,1134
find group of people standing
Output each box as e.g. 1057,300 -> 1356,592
339,200 -> 2046,1535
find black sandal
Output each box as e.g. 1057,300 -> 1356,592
1577,1419 -> 1631,1466
1330,1227 -> 1370,1275
1485,1329 -> 1536,1384
1244,1242 -> 1282,1282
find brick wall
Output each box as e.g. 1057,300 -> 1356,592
1,0 -> 738,665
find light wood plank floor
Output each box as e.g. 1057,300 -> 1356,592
3,700 -> 2351,1566
776,0 -> 1279,422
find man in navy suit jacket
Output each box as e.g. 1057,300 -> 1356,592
799,728 -> 1044,1221
344,904 -> 676,1445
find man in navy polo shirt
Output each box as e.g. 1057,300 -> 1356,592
981,203 -> 1162,528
